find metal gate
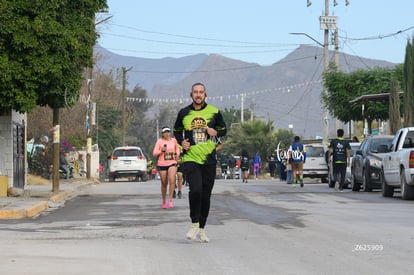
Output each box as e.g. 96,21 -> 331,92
13,122 -> 25,188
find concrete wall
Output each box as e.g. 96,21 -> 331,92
0,111 -> 25,187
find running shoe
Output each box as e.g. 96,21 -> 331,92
162,201 -> 167,209
168,199 -> 174,208
177,191 -> 182,199
186,222 -> 200,240
198,228 -> 210,243
172,190 -> 176,199
300,179 -> 304,188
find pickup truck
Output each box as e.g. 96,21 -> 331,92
381,127 -> 414,200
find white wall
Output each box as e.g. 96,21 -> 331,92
0,111 -> 25,187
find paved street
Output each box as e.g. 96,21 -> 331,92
0,178 -> 413,274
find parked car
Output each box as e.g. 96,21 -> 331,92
327,142 -> 360,188
381,127 -> 414,200
108,146 -> 147,182
303,144 -> 328,183
351,135 -> 393,191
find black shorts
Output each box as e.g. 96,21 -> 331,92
158,164 -> 176,171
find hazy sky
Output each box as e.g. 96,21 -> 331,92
97,0 -> 413,66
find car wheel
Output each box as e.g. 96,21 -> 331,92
381,169 -> 393,197
351,172 -> 360,191
362,169 -> 372,192
109,175 -> 115,182
400,168 -> 414,200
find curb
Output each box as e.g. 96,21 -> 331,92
0,189 -> 74,220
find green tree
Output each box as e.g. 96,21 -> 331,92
0,0 -> 108,191
403,37 -> 414,127
323,65 -> 400,134
224,120 -> 274,165
272,129 -> 295,151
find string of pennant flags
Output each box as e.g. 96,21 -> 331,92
125,80 -> 322,104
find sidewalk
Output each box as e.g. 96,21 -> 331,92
0,176 -> 96,220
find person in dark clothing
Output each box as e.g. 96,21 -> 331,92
228,154 -> 237,179
240,149 -> 250,183
59,151 -> 71,179
328,129 -> 351,191
267,151 -> 277,179
276,150 -> 287,181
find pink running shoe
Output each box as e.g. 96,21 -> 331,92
168,200 -> 174,208
162,201 -> 167,209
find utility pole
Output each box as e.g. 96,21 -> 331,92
85,13 -> 112,180
241,94 -> 244,123
121,66 -> 133,146
304,0 -> 349,143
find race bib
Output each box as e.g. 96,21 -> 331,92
193,128 -> 208,144
164,152 -> 174,161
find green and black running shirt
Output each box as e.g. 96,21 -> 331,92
173,103 -> 227,165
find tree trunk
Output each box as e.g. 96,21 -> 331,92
389,80 -> 401,134
52,107 -> 60,193
403,38 -> 414,127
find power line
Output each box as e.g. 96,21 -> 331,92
338,25 -> 414,41
125,81 -> 321,104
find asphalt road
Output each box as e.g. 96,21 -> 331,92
1,178 -> 413,275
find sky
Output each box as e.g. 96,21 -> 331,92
97,0 -> 414,66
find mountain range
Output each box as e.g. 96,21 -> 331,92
94,44 -> 396,139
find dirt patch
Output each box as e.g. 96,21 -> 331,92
27,174 -> 50,185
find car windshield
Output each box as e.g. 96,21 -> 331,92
370,139 -> 392,153
114,149 -> 142,157
306,146 -> 324,157
350,145 -> 359,157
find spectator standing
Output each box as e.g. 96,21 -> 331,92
267,151 -> 277,179
276,150 -> 287,181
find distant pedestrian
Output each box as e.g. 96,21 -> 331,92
228,154 -> 237,179
241,149 -> 250,183
287,136 -> 306,187
286,161 -> 293,184
276,150 -> 287,181
267,151 -> 277,179
253,150 -> 261,180
328,129 -> 350,191
175,144 -> 184,199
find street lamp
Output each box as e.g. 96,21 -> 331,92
290,32 -> 330,144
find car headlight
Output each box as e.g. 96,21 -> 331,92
370,158 -> 382,167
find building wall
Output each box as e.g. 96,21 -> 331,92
0,111 -> 25,187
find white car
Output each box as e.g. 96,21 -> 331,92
328,142 -> 360,188
303,144 -> 328,183
108,146 -> 147,181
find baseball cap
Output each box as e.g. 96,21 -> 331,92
161,126 -> 171,133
